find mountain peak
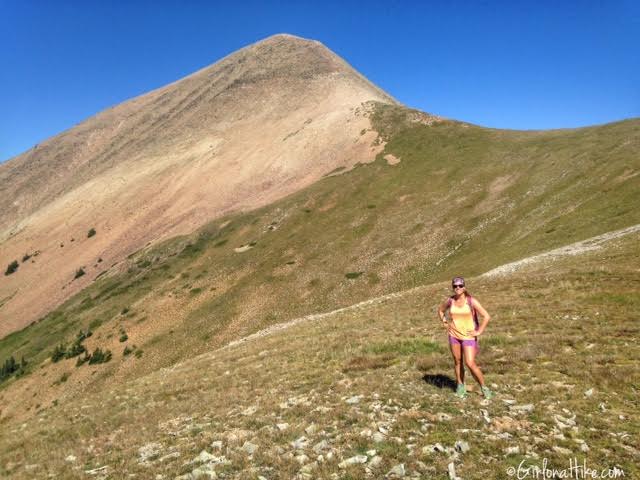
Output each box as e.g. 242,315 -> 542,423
0,34 -> 396,336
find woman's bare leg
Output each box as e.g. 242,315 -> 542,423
462,345 -> 485,387
449,342 -> 465,385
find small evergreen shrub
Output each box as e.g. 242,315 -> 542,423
64,341 -> 86,359
1,356 -> 27,383
4,260 -> 19,276
119,332 -> 128,343
87,228 -> 96,238
88,348 -> 112,365
76,353 -> 90,367
123,345 -> 134,356
51,344 -> 67,363
22,253 -> 32,263
74,268 -> 86,279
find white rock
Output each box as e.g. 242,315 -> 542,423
387,463 -> 405,478
138,442 -> 163,463
505,446 -> 520,455
437,413 -> 452,421
300,462 -> 316,474
448,462 -> 461,480
296,454 -> 310,465
276,423 -> 289,431
372,432 -> 386,443
454,440 -> 470,453
369,456 -> 382,467
366,449 -> 377,457
241,406 -> 257,416
339,455 -> 368,468
291,436 -> 309,450
305,424 -> 318,435
554,414 -> 576,428
242,441 -> 258,455
480,409 -> 491,424
584,388 -> 594,397
510,404 -> 534,413
65,455 -> 77,463
552,446 -> 573,455
313,440 -> 330,453
85,466 -> 109,475
210,441 -> 223,450
193,450 -> 217,464
191,464 -> 218,479
158,452 -> 181,462
424,443 -> 446,454
346,396 -> 363,404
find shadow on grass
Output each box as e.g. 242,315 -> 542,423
422,373 -> 457,391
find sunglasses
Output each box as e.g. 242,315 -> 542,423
452,284 -> 465,288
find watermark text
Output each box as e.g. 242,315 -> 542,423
506,458 -> 625,479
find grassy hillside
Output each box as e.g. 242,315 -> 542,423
0,104 -> 638,418
0,217 -> 637,478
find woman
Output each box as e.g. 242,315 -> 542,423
437,276 -> 494,399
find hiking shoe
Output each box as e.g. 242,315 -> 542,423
481,386 -> 494,399
455,384 -> 467,399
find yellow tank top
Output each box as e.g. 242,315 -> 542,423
449,299 -> 476,340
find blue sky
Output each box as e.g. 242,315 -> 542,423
1,1 -> 639,162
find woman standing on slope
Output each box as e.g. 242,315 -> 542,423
438,276 -> 494,399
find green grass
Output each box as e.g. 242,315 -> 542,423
0,103 -> 638,420
365,339 -> 443,355
2,232 -> 637,478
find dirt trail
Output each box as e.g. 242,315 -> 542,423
481,223 -> 640,277
218,223 -> 640,352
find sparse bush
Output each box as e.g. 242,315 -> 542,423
76,329 -> 93,341
22,253 -> 32,263
53,372 -> 70,385
121,307 -> 129,315
65,340 -> 86,359
5,260 -> 19,276
51,344 -> 67,363
1,356 -> 27,383
123,345 -> 134,356
87,228 -> 96,238
119,332 -> 128,342
88,348 -> 112,365
74,268 -> 86,279
76,353 -> 90,367
345,271 -> 363,279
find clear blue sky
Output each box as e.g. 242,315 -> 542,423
1,0 -> 639,162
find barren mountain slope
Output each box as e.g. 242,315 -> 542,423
0,34 -> 397,337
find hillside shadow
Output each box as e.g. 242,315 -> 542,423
422,373 -> 457,391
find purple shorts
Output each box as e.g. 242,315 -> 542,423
449,336 -> 478,350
